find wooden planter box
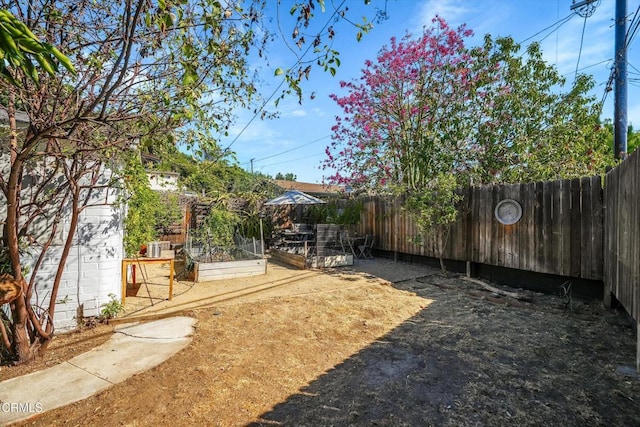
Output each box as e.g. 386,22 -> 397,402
270,248 -> 308,269
269,248 -> 353,269
193,257 -> 267,282
311,253 -> 353,268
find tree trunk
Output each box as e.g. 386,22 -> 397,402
437,225 -> 451,276
4,90 -> 34,363
38,189 -> 81,356
10,297 -> 34,363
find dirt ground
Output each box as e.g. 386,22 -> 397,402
3,257 -> 640,426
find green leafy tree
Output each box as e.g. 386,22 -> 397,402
156,191 -> 184,239
191,204 -> 239,262
0,0 -> 379,364
405,173 -> 461,272
628,126 -> 640,154
0,9 -> 74,85
602,121 -> 640,156
275,172 -> 297,181
324,17 -> 613,271
121,155 -> 161,257
470,37 -> 613,183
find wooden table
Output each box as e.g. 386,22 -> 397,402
121,257 -> 174,305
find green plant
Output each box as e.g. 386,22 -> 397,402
156,191 -> 183,238
191,205 -> 240,261
121,155 -> 161,257
405,173 -> 462,274
305,199 -> 363,225
99,293 -> 125,320
333,200 -> 364,225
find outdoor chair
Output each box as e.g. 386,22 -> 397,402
339,230 -> 359,257
357,234 -> 375,259
338,231 -> 348,254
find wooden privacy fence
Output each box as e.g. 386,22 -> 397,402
358,175 -> 604,281
604,150 -> 640,329
358,150 -> 640,368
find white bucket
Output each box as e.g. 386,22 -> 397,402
148,241 -> 162,258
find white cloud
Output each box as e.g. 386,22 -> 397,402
311,107 -> 327,118
409,0 -> 514,45
414,0 -> 473,27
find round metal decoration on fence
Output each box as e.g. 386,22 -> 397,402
494,199 -> 522,225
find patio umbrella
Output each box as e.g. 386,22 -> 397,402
264,190 -> 326,206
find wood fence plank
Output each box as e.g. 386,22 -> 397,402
580,177 -> 593,278
632,157 -> 638,321
615,167 -> 620,301
591,175 -> 604,280
497,184 -> 507,267
503,184 -> 519,269
470,186 -> 479,263
569,178 -> 582,277
517,183 -> 528,272
619,165 -> 629,308
629,160 -> 636,320
551,180 -> 563,275
610,169 -> 619,297
623,161 -> 633,315
523,183 -> 538,271
541,181 -> 553,274
479,186 -> 490,264
490,185 -> 499,266
533,181 -> 543,272
560,179 -> 572,276
603,169 -> 614,303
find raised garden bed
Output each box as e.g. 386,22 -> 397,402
194,257 -> 267,282
189,249 -> 267,282
270,248 -> 353,269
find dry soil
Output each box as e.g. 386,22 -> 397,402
3,258 -> 640,426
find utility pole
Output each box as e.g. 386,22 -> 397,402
250,158 -> 255,174
614,0 -> 628,159
571,0 -> 627,159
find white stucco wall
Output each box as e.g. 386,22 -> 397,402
24,204 -> 124,330
1,154 -> 124,331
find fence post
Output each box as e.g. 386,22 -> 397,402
260,218 -> 265,259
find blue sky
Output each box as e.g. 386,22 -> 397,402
218,0 -> 640,183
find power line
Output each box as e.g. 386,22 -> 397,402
626,4 -> 640,46
223,1 -> 347,152
257,152 -> 325,169
574,14 -> 589,79
253,135 -> 330,163
518,13 -> 575,45
564,58 -> 612,77
600,3 -> 640,112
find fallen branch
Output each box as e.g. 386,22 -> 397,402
461,277 -> 531,301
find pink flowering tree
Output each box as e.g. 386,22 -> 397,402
325,17 -> 614,271
325,17 -> 492,192
324,17 -> 493,271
